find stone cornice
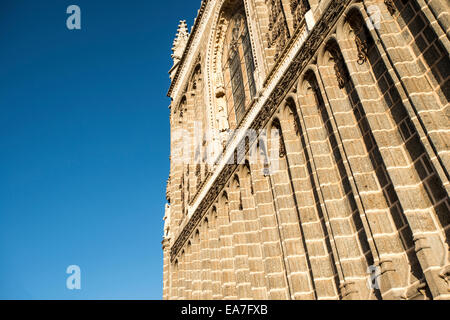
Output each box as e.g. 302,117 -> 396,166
170,0 -> 352,262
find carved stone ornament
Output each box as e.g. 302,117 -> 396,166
290,0 -> 309,30
355,33 -> 368,64
266,0 -> 290,61
331,48 -> 347,89
216,90 -> 230,132
163,203 -> 171,238
384,0 -> 396,16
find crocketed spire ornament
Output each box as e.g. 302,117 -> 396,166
169,20 -> 189,80
171,20 -> 189,65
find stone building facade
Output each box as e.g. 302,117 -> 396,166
163,0 -> 450,300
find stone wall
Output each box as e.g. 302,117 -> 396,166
163,0 -> 450,300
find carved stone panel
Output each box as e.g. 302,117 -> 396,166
265,0 -> 290,61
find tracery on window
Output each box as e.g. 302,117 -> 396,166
221,7 -> 257,128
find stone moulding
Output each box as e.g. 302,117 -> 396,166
170,0 -> 351,262
167,0 -> 209,98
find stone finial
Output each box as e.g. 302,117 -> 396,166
163,203 -> 171,239
169,20 -> 189,80
166,176 -> 171,203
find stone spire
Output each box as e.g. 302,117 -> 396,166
169,20 -> 189,80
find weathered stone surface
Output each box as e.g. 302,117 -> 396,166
163,0 -> 450,300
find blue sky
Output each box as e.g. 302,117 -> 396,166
0,0 -> 199,299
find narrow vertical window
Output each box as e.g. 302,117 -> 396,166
242,28 -> 256,98
229,48 -> 246,124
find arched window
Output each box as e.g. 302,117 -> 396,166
222,6 -> 256,126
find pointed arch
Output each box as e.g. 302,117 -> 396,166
207,0 -> 258,132
297,68 -> 375,299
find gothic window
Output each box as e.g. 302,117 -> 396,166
222,7 -> 257,128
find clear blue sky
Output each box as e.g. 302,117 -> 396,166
0,0 -> 199,299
